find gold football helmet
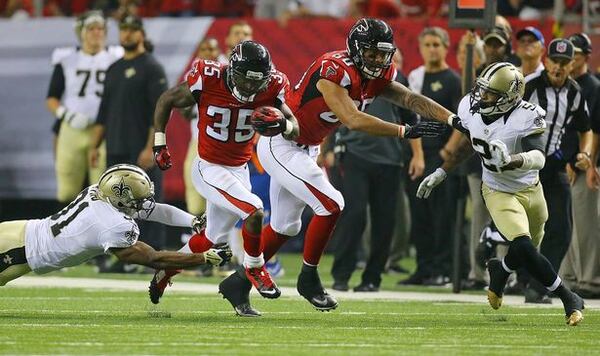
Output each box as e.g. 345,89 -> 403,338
470,62 -> 525,116
97,164 -> 155,216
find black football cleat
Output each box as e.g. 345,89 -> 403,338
486,258 -> 510,310
562,291 -> 584,326
219,271 -> 261,317
148,269 -> 179,304
297,269 -> 338,311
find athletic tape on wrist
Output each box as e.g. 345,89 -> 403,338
154,132 -> 167,146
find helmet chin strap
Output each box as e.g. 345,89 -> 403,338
232,87 -> 256,103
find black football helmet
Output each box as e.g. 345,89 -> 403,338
227,40 -> 273,103
346,18 -> 396,79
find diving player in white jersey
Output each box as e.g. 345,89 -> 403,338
416,62 -> 585,326
0,164 -> 232,286
46,11 -> 124,203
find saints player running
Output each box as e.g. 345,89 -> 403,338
417,62 -> 584,326
0,164 -> 232,287
46,11 -> 123,203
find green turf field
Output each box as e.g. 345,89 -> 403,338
0,288 -> 598,355
1,254 -> 598,355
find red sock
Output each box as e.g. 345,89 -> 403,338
261,224 -> 289,262
303,212 -> 340,266
188,230 -> 214,253
242,221 -> 262,257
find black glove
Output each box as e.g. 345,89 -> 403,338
404,121 -> 446,138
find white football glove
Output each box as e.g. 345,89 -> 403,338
489,139 -> 511,168
56,105 -> 90,130
416,168 -> 447,199
203,244 -> 232,267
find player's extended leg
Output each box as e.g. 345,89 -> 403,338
258,135 -> 345,311
483,183 -> 583,326
150,158 -> 277,305
219,177 -> 305,317
0,221 -> 32,286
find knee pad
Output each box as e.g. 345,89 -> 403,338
272,221 -> 302,237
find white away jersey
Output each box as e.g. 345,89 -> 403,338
457,95 -> 547,193
51,46 -> 123,124
24,185 -> 139,274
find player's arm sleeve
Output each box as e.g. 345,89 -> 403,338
134,203 -> 195,227
185,59 -> 205,102
273,73 -> 290,108
522,132 -> 546,153
47,64 -> 65,99
571,91 -> 592,132
98,222 -> 140,253
319,59 -> 351,88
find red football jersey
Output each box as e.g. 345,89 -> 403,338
186,59 -> 289,166
287,50 -> 397,146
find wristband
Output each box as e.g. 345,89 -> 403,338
398,125 -> 405,138
284,120 -> 294,135
154,132 -> 167,146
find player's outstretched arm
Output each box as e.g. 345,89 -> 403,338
110,241 -> 232,270
135,202 -> 199,229
381,81 -> 454,124
152,83 -> 196,170
153,82 -> 196,133
318,78 -> 400,136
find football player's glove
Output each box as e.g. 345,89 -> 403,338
489,139 -> 511,167
56,105 -> 90,130
250,106 -> 288,137
153,145 -> 172,170
404,121 -> 446,139
203,243 -> 233,267
416,168 -> 447,199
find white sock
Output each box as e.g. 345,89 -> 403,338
243,252 -> 265,268
546,276 -> 562,292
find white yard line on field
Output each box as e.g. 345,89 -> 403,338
5,276 -> 600,309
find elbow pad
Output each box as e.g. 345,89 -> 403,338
519,150 -> 545,170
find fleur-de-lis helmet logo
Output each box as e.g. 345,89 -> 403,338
112,177 -> 132,198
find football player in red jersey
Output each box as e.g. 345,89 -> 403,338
218,18 -> 457,316
148,41 -> 300,316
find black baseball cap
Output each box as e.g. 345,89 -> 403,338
568,33 -> 592,55
547,38 -> 574,60
119,15 -> 143,30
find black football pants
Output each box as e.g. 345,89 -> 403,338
331,152 -> 401,287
